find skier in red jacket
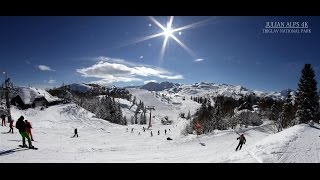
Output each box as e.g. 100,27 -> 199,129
25,120 -> 34,141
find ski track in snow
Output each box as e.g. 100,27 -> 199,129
276,125 -> 320,163
1,88 -> 319,163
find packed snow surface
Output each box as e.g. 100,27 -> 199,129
1,88 -> 319,163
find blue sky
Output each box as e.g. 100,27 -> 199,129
0,16 -> 319,92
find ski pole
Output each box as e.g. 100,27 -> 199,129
229,139 -> 237,148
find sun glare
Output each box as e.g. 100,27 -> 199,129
121,16 -> 215,61
163,28 -> 173,38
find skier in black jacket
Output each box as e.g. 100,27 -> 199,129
15,116 -> 33,148
236,134 -> 246,151
72,128 -> 79,137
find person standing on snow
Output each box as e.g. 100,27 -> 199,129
72,128 -> 79,138
15,116 -> 33,148
1,114 -> 6,126
8,120 -> 14,133
25,120 -> 34,141
236,134 -> 246,151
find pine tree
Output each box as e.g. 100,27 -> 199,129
143,112 -> 147,124
270,103 -> 279,120
279,91 -> 295,128
186,110 -> 191,120
133,96 -> 136,105
214,104 -> 222,130
134,113 -> 138,124
296,64 -> 319,123
123,116 -> 127,125
270,102 -> 281,132
140,113 -> 144,125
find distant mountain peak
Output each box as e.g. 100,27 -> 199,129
140,81 -> 175,91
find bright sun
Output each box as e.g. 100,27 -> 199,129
163,28 -> 173,38
123,16 -> 214,61
163,22 -> 173,38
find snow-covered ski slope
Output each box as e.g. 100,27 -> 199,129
128,88 -> 200,124
1,88 -> 319,162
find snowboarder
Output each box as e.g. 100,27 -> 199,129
165,129 -> 167,135
15,116 -> 34,148
151,131 -> 153,137
72,128 -> 79,138
8,120 -> 14,133
25,120 -> 34,141
158,130 -> 160,135
1,114 -> 6,126
235,134 -> 246,151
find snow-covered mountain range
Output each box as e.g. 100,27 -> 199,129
138,81 -> 296,100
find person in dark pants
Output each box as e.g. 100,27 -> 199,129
1,114 -> 6,126
236,134 -> 246,151
8,120 -> 14,133
72,128 -> 79,137
15,116 -> 33,148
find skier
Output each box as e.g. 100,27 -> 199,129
131,128 -> 134,133
25,120 -> 34,141
169,129 -> 170,132
165,129 -> 167,135
138,132 -> 141,135
235,134 -> 246,151
158,130 -> 160,135
8,120 -> 14,133
151,131 -> 153,137
1,114 -> 6,126
143,126 -> 145,132
195,121 -> 202,136
15,116 -> 34,148
72,128 -> 79,138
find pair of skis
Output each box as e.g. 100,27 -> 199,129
18,145 -> 38,150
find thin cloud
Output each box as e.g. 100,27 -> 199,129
48,80 -> 56,84
144,80 -> 158,84
38,65 -> 55,71
77,56 -> 183,85
194,58 -> 204,62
